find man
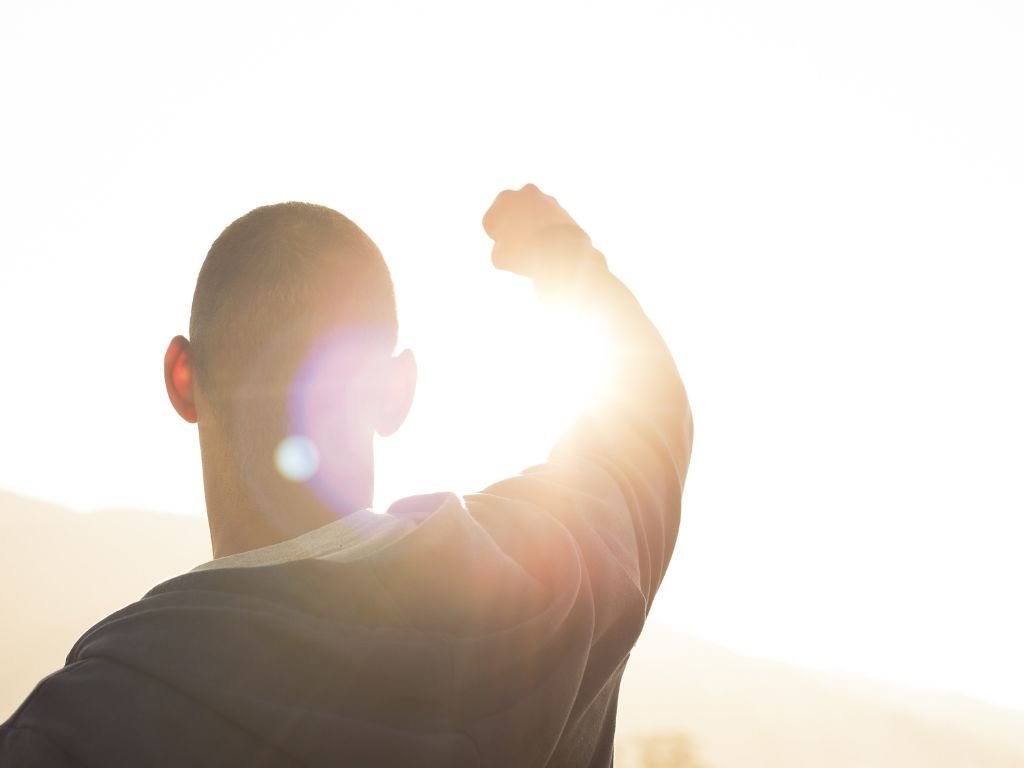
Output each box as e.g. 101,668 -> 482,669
0,184 -> 693,766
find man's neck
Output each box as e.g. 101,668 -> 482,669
206,497 -> 351,559
198,433 -> 375,559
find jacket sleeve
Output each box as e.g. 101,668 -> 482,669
465,266 -> 693,617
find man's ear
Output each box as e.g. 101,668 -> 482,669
374,348 -> 417,437
164,335 -> 198,424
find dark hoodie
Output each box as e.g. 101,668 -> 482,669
1,274 -> 692,767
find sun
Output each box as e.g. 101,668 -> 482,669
527,299 -> 614,425
373,291 -> 615,505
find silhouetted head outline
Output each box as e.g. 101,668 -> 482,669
165,202 -> 416,556
189,201 -> 399,400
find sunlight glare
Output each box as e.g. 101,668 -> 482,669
529,301 -> 613,426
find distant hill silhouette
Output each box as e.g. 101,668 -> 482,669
0,490 -> 211,719
617,627 -> 1024,767
3,490 -> 1023,767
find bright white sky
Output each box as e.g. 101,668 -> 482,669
2,0 -> 1022,711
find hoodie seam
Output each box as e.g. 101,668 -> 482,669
1,722 -> 88,768
77,655 -> 308,767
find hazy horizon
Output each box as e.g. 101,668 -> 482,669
4,491 -> 1024,767
4,486 -> 1023,721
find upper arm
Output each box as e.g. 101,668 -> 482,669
550,398 -> 693,603
468,390 -> 693,613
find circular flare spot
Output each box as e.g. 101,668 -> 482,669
274,435 -> 320,482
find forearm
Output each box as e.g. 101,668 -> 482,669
479,183 -> 693,604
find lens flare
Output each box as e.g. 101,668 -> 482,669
274,435 -> 320,482
285,324 -> 392,513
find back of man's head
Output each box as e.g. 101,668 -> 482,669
189,201 -> 398,406
172,202 -> 412,551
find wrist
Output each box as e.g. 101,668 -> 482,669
529,226 -> 610,302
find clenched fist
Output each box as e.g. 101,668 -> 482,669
482,184 -> 607,281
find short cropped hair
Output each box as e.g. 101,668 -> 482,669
189,202 -> 397,402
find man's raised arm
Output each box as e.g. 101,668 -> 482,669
474,183 -> 693,607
